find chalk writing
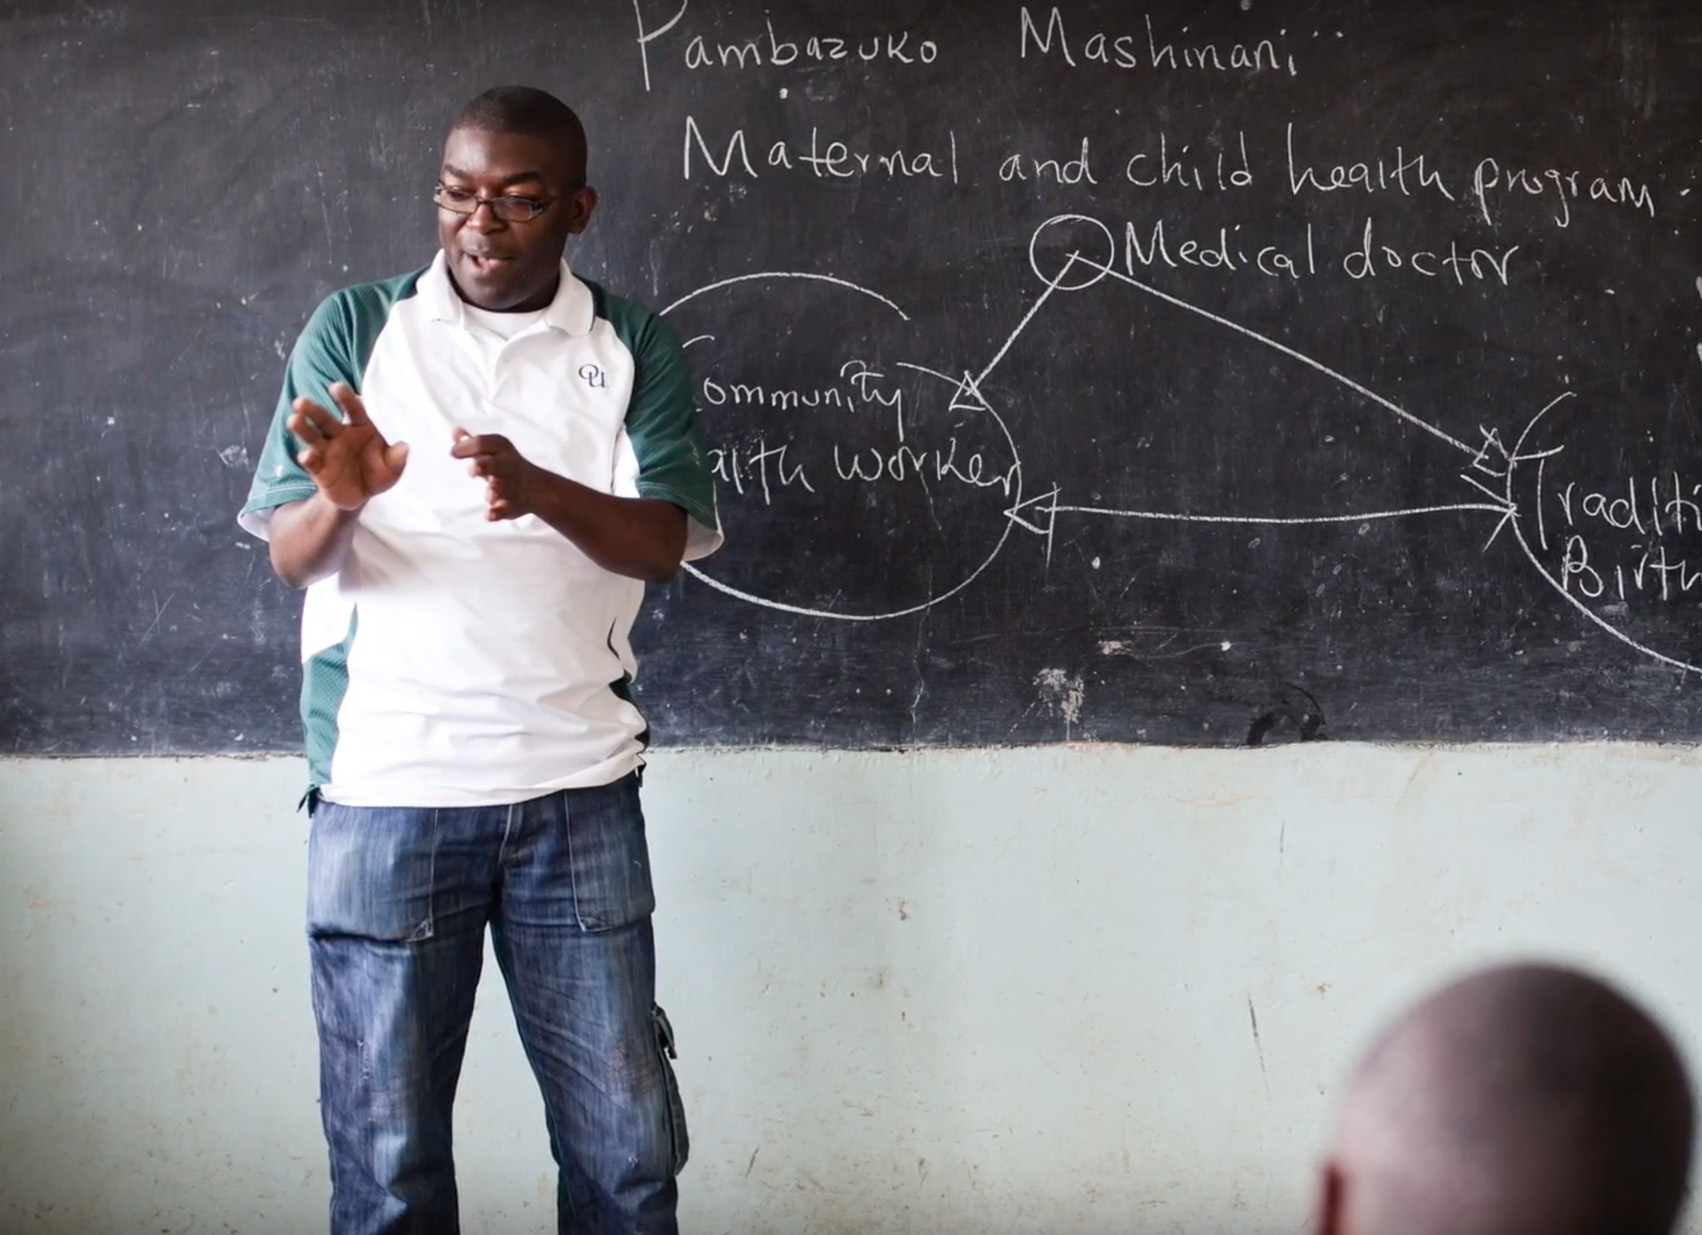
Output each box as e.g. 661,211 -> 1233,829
1472,159 -> 1657,229
1108,216 -> 1519,285
633,0 -> 938,89
684,117 -> 959,184
685,23 -> 938,70
701,358 -> 1017,506
1542,473 -> 1702,603
1285,124 -> 1660,228
647,14 -> 1687,688
999,138 -> 1100,186
1019,7 -> 1298,77
709,437 -> 816,505
1286,123 -> 1455,204
1123,132 -> 1254,192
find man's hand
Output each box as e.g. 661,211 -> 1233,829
288,382 -> 409,511
448,428 -> 687,581
452,430 -> 540,521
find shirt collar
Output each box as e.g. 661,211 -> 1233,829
423,252 -> 595,337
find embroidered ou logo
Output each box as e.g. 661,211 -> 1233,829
579,364 -> 607,389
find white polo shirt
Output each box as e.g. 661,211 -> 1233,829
240,255 -> 720,807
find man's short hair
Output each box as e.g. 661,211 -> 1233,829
1324,962 -> 1695,1235
451,86 -> 587,168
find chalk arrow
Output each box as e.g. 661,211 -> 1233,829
1005,481 -> 1513,558
1468,422 -> 1564,482
1003,484 -> 1061,537
949,369 -> 994,414
1460,422 -> 1558,551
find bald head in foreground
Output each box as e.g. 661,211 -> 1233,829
1317,963 -> 1695,1235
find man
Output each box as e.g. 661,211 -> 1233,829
1315,962 -> 1695,1235
239,86 -> 719,1235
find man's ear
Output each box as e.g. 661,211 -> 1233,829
1316,1161 -> 1347,1235
565,186 -> 598,235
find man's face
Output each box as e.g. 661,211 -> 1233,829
436,125 -> 595,312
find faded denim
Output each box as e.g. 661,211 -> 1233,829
306,774 -> 688,1235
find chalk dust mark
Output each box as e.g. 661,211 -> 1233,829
1034,667 -> 1085,733
1248,996 -> 1269,1090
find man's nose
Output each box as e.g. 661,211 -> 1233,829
465,200 -> 507,232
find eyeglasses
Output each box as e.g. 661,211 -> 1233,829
433,183 -> 557,223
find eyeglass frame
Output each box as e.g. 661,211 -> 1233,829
432,181 -> 585,223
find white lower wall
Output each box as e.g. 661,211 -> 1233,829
4,746 -> 1702,1235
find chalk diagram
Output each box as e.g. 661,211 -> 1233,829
661,212 -> 1702,676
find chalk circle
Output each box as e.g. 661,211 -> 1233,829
660,273 -> 1023,623
1028,214 -> 1117,292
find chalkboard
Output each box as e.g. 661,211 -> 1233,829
3,0 -> 1700,753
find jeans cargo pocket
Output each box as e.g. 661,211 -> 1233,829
652,1003 -> 690,1174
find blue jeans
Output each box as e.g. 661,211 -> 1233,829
306,774 -> 688,1235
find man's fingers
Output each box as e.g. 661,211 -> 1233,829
464,453 -> 516,480
296,446 -> 322,471
383,442 -> 410,474
288,402 -> 325,441
327,382 -> 370,426
292,398 -> 344,439
288,414 -> 325,446
296,398 -> 339,431
449,432 -> 515,459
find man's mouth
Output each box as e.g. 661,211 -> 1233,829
462,252 -> 512,273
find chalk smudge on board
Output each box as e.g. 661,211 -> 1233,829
1034,668 -> 1085,731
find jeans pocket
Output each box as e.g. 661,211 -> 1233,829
306,802 -> 439,942
566,775 -> 657,932
652,1004 -> 690,1174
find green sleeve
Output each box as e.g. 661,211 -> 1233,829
237,271 -> 420,537
237,292 -> 363,535
617,304 -> 721,539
